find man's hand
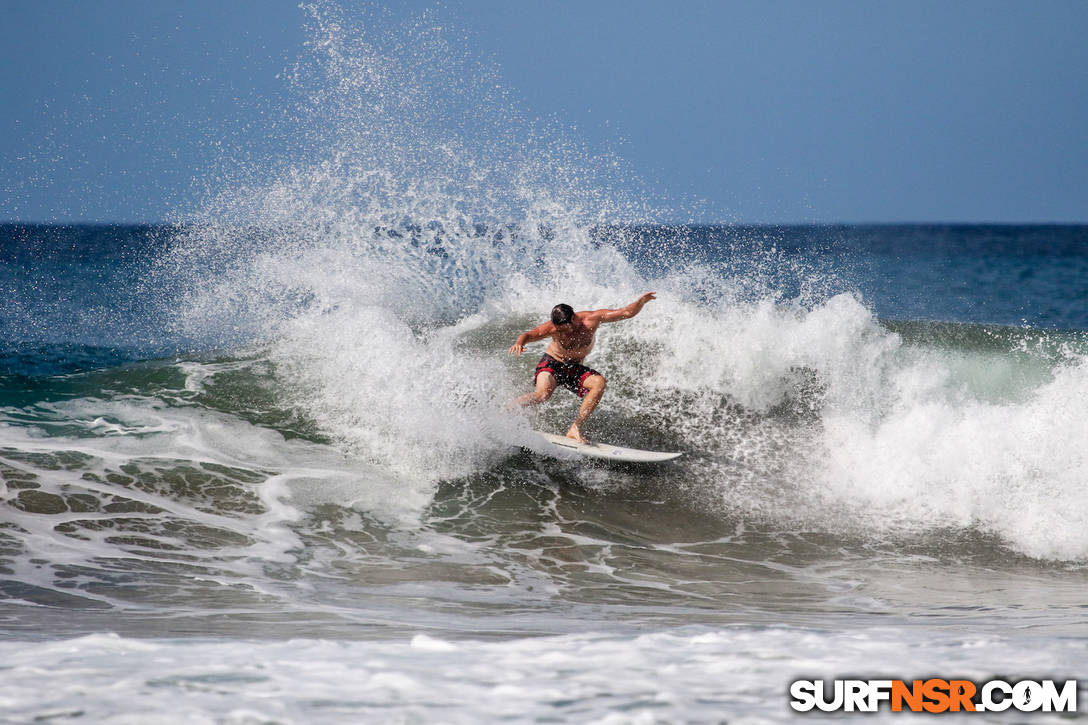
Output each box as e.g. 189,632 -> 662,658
509,342 -> 524,356
636,292 -> 657,306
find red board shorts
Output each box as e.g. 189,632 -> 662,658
534,353 -> 601,398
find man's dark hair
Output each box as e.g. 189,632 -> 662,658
551,303 -> 574,326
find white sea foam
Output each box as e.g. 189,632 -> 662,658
1,627 -> 1083,723
0,392 -> 428,613
817,358 -> 1088,559
627,285 -> 1088,559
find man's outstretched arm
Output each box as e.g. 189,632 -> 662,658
509,322 -> 554,356
596,292 -> 657,323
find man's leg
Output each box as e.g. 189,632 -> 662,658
566,374 -> 606,443
510,371 -> 557,408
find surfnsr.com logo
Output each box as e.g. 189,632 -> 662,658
789,679 -> 1078,713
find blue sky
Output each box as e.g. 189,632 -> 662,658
2,1 -> 1086,223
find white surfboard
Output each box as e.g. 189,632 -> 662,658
536,432 -> 683,463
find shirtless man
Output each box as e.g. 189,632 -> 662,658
508,292 -> 656,442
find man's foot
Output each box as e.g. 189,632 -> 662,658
565,423 -> 588,444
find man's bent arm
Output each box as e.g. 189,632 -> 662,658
597,292 -> 657,323
509,322 -> 554,356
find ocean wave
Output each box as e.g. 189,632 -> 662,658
123,2 -> 1088,561
5,1 -> 1088,586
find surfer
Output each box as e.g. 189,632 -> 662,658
508,292 -> 656,443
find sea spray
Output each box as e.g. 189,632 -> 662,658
148,2 -> 659,481
139,4 -> 1088,560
